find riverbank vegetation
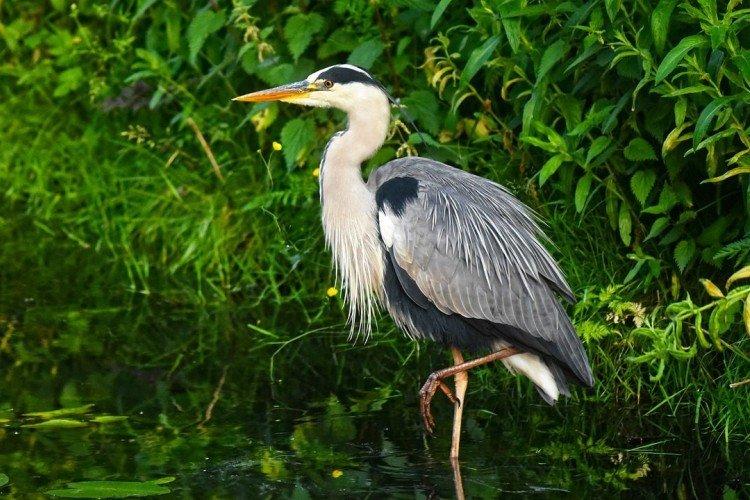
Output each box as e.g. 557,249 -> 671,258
1,0 -> 748,495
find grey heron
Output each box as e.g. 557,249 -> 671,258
234,64 -> 594,460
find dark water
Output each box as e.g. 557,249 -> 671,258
0,285 -> 747,497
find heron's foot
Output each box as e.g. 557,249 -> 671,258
419,373 -> 458,435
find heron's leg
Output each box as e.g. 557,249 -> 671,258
419,346 -> 519,435
450,348 -> 468,460
451,457 -> 466,500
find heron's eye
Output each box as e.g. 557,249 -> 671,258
323,80 -> 333,89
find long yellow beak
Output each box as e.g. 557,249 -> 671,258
232,81 -> 313,103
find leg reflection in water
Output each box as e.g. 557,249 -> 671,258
451,348 -> 467,500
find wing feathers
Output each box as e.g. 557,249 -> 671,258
371,158 -> 593,387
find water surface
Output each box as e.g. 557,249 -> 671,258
0,265 -> 747,497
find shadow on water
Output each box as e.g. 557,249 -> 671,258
0,235 -> 747,497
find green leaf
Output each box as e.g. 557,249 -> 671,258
539,154 -> 565,185
674,98 -> 687,127
53,67 -> 85,97
347,39 -> 384,70
702,166 -> 750,184
605,178 -> 619,230
402,90 -> 440,135
645,217 -> 670,241
624,138 -> 657,161
317,28 -> 358,59
23,404 -> 94,419
651,0 -> 678,53
693,128 -> 736,153
502,19 -> 522,53
91,415 -> 128,424
537,40 -> 566,83
708,26 -> 726,51
585,137 -> 612,166
693,96 -> 733,149
726,265 -> 750,289
630,170 -> 657,205
187,9 -> 226,65
568,104 -> 614,136
604,0 -> 621,21
575,173 -> 593,212
643,184 -> 679,214
522,86 -> 551,135
430,0 -> 453,30
280,118 -> 315,168
707,305 -> 727,350
22,419 -> 88,429
164,10 -> 181,53
674,239 -> 696,272
460,36 -> 500,87
284,13 -> 325,60
619,204 -> 632,246
523,135 -> 559,155
256,63 -> 295,86
134,0 -> 157,20
0,474 -> 8,487
734,50 -> 750,83
654,35 -> 707,83
47,478 -> 174,498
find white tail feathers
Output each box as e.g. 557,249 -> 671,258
501,352 -> 561,403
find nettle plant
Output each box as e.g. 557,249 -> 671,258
420,0 -> 750,364
425,0 -> 749,292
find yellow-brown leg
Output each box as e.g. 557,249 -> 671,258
419,346 -> 519,436
449,347 -> 468,460
451,456 -> 466,500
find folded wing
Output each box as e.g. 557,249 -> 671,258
370,158 -> 593,387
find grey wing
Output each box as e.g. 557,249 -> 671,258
370,158 -> 593,386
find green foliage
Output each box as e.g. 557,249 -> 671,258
290,396 -> 357,465
280,118 -> 316,168
426,0 -> 749,286
11,404 -> 128,429
624,139 -> 657,162
347,39 -> 384,69
630,169 -> 657,205
285,13 -> 325,61
188,9 -> 227,65
47,478 -> 174,498
0,2 -> 748,490
21,419 -> 89,429
460,36 -> 500,87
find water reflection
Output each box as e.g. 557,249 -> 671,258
0,303 -> 747,497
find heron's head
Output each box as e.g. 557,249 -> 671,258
233,64 -> 390,114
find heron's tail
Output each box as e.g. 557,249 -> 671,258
501,353 -> 570,405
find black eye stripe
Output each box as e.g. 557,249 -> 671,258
317,66 -> 378,86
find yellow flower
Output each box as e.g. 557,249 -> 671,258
312,168 -> 320,177
326,287 -> 338,297
272,141 -> 282,151
331,469 -> 343,478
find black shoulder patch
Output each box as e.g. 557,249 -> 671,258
376,176 -> 419,216
318,66 -> 378,86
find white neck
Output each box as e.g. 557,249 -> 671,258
319,86 -> 390,336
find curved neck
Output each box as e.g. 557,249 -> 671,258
320,91 -> 390,185
318,89 -> 390,335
